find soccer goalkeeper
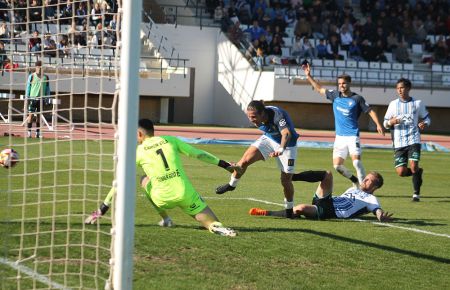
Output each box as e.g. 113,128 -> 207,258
86,119 -> 240,237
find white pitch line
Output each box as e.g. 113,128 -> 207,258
205,196 -> 450,239
352,219 -> 450,239
0,257 -> 69,290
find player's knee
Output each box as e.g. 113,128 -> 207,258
396,167 -> 407,176
140,175 -> 149,187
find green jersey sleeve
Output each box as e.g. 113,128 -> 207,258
164,136 -> 220,166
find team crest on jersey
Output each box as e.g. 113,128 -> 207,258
348,100 -> 353,106
279,119 -> 286,126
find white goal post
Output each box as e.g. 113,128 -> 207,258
0,0 -> 142,289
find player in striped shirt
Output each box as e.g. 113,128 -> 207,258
383,78 -> 431,202
249,170 -> 393,222
302,62 -> 385,188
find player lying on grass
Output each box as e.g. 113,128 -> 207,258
86,119 -> 241,237
249,170 -> 393,222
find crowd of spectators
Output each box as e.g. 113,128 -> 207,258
207,0 -> 450,68
0,0 -> 119,70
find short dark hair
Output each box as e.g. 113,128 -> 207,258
396,78 -> 411,89
369,171 -> 384,189
247,100 -> 266,114
35,60 -> 42,67
138,118 -> 154,135
337,74 -> 351,83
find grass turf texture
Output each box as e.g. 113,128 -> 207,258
1,137 -> 450,289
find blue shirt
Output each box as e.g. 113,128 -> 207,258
258,106 -> 299,147
325,90 -> 371,136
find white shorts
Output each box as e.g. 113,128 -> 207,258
251,135 -> 297,173
333,135 -> 361,159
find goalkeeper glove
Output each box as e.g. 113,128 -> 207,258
84,203 -> 110,224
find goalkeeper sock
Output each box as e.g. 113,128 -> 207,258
292,170 -> 327,182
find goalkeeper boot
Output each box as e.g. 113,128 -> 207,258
215,183 -> 235,194
85,209 -> 102,224
158,217 -> 173,227
208,222 -> 237,237
248,208 -> 268,216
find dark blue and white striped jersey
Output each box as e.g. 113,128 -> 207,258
332,187 -> 381,219
258,106 -> 299,147
383,97 -> 431,149
325,90 -> 371,137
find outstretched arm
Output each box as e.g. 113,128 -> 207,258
269,127 -> 292,157
368,110 -> 385,136
375,208 -> 393,222
173,136 -> 241,173
303,63 -> 326,96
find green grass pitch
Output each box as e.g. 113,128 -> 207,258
1,137 -> 450,289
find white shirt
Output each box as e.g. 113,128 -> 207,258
383,97 -> 431,148
333,187 -> 381,218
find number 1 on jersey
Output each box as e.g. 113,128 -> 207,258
156,148 -> 170,171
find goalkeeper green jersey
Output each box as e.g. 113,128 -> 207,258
136,136 -> 220,203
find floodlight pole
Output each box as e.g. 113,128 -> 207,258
113,0 -> 142,289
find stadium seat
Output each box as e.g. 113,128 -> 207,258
319,69 -> 333,79
384,52 -> 393,63
282,37 -> 293,47
411,44 -> 423,54
369,62 -> 380,69
443,65 -> 450,73
358,61 -> 369,69
403,63 -> 415,70
381,62 -> 392,70
426,35 -> 436,45
346,60 -> 357,68
323,59 -> 334,67
285,27 -> 294,38
335,60 -> 346,67
392,63 -> 403,70
274,66 -> 287,78
442,75 -> 450,86
312,59 -> 323,67
281,47 -> 291,57
413,73 -> 425,85
432,64 -> 443,72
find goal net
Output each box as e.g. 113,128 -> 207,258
0,0 -> 138,288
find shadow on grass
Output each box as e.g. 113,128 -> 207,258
235,226 -> 450,264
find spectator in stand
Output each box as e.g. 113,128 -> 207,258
291,36 -> 303,58
394,41 -> 412,64
340,26 -> 353,50
43,33 -> 57,57
348,40 -> 363,61
58,35 -> 70,57
400,20 -> 416,46
294,17 -> 311,38
258,33 -> 269,54
433,38 -> 449,65
316,38 -> 327,59
44,0 -> 56,22
60,0 -> 74,24
373,40 -> 388,62
3,58 -> 18,71
321,17 -> 332,40
302,37 -> 317,59
252,0 -> 268,17
268,35 -> 283,56
373,27 -> 386,46
361,39 -> 376,62
0,21 -> 9,42
0,41 -> 6,68
253,46 -> 265,71
310,15 -> 324,40
228,20 -> 244,46
412,19 -> 427,45
29,0 -> 42,22
76,1 -> 88,25
326,34 -> 343,60
284,6 -> 297,28
91,2 -> 103,27
362,15 -> 377,43
29,30 -> 42,52
386,31 -> 399,52
206,0 -> 219,18
101,1 -> 112,26
245,20 -> 266,42
423,14 -> 435,35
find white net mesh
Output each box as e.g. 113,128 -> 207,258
0,0 -> 122,288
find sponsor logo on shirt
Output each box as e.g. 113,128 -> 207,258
336,106 -> 350,116
279,119 -> 286,127
156,169 -> 181,182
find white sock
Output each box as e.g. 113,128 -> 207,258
334,164 -> 353,179
229,176 -> 240,187
284,198 -> 294,209
352,159 -> 366,184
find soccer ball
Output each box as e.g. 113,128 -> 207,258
0,148 -> 19,169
